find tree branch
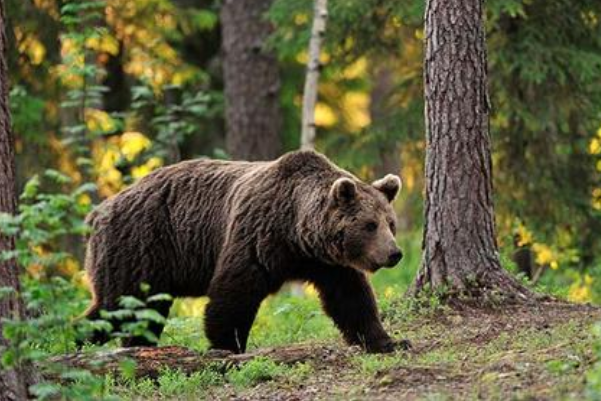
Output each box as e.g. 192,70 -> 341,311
45,344 -> 342,380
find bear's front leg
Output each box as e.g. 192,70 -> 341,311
205,259 -> 269,354
307,264 -> 396,353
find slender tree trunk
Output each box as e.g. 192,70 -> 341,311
0,1 -> 38,398
300,0 -> 328,150
412,0 -> 532,301
221,0 -> 282,161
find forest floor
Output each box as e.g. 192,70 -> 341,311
104,301 -> 601,400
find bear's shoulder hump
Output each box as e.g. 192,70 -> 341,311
274,150 -> 334,178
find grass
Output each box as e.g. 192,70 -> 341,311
106,357 -> 314,399
106,366 -> 225,399
104,293 -> 601,400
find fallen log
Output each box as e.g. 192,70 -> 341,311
44,344 -> 345,380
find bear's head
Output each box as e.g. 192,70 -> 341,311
325,174 -> 403,272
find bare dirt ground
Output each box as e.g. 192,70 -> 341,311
210,302 -> 600,400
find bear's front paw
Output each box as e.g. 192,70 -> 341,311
395,338 -> 413,351
365,338 -> 413,354
365,338 -> 395,354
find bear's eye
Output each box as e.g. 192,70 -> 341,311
364,221 -> 378,232
388,220 -> 396,233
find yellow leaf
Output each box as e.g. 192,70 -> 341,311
593,188 -> 601,210
304,284 -> 318,298
532,243 -> 556,266
120,132 -> 151,161
131,157 -> 163,179
342,57 -> 367,80
516,223 -> 533,246
18,34 -> 46,66
78,194 -> 92,206
86,109 -> 117,134
294,13 -> 309,25
568,277 -> 593,303
296,51 -> 308,65
314,102 -> 337,127
590,138 -> 601,155
343,92 -> 370,132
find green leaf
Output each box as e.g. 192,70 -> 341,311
73,183 -> 97,196
29,382 -> 62,399
100,309 -> 134,320
44,169 -> 72,185
60,369 -> 95,381
1,349 -> 16,367
140,283 -> 151,294
21,175 -> 40,199
193,10 -> 218,30
146,293 -> 173,303
135,309 -> 166,324
118,296 -> 145,310
86,319 -> 113,334
119,358 -> 138,380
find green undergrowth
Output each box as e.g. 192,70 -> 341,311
106,358 -> 314,399
108,300 -> 601,400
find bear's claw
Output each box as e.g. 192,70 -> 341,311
396,338 -> 413,351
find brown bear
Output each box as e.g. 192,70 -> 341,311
83,150 -> 404,353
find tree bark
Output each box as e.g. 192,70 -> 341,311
0,1 -> 39,398
369,63 -> 401,178
300,0 -> 328,151
220,0 -> 282,161
413,0 -> 532,301
102,40 -> 130,113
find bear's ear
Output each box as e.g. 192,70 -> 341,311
372,174 -> 402,202
330,177 -> 357,205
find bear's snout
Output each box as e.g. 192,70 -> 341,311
384,249 -> 403,267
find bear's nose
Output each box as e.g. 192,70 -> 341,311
386,250 -> 403,267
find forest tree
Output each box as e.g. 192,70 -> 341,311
220,0 -> 282,161
0,0 -> 38,398
412,0 -> 533,301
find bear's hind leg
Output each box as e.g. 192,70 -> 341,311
205,259 -> 269,354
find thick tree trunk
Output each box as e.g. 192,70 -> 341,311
369,63 -> 401,178
221,0 -> 282,161
413,0 -> 532,301
300,0 -> 328,150
0,2 -> 38,398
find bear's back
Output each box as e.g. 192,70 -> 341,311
86,158 -> 269,294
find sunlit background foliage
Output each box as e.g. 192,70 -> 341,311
4,0 -> 601,315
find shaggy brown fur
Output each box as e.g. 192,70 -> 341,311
83,150 -> 403,353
